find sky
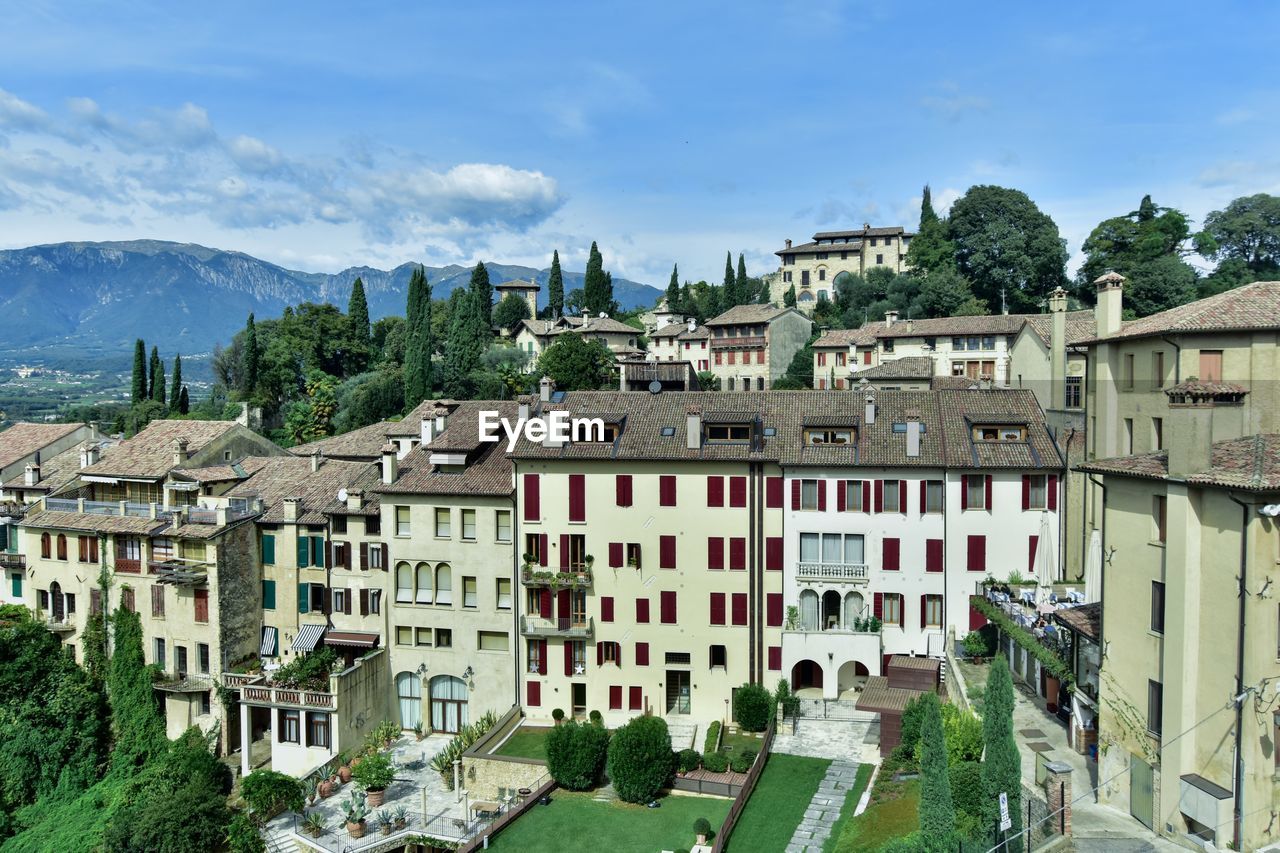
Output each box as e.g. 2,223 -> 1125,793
1,1 -> 1278,286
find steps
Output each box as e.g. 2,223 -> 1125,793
664,719 -> 699,751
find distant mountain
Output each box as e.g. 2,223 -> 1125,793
0,240 -> 662,358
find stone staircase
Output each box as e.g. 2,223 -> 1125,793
665,718 -> 699,751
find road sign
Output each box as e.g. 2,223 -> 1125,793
998,791 -> 1012,831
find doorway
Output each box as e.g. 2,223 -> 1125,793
429,675 -> 468,734
50,581 -> 64,621
1129,754 -> 1155,830
571,683 -> 587,718
666,671 -> 691,714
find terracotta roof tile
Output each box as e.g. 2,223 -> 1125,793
705,305 -> 795,326
851,357 -> 935,380
1091,280 -> 1280,342
1078,434 -> 1280,492
80,420 -> 241,480
376,400 -> 516,497
1055,602 -> 1101,641
0,422 -> 88,470
1021,311 -> 1097,348
227,456 -> 379,524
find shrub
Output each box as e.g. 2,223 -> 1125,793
270,647 -> 338,691
693,817 -> 712,837
774,678 -> 800,720
351,751 -> 394,792
918,694 -> 955,840
701,751 -> 729,773
589,710 -> 603,727
728,749 -> 756,773
941,703 -> 984,766
733,683 -> 772,732
607,716 -> 674,804
546,720 -> 609,790
428,709 -> 501,789
900,693 -> 929,754
241,769 -> 304,821
551,708 -> 565,724
703,720 -> 721,754
677,748 -> 702,773
949,760 -> 984,831
962,630 -> 990,658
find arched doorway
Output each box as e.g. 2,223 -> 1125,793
837,661 -> 870,697
843,592 -> 865,629
798,590 -> 819,630
49,581 -> 63,621
430,674 -> 468,734
821,590 -> 841,630
791,659 -> 824,694
395,671 -> 421,730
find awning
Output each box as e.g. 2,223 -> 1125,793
260,626 -> 278,657
324,630 -> 379,649
291,623 -> 326,652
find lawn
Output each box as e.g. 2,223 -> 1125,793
486,790 -> 731,853
493,725 -> 552,761
724,754 -> 832,852
823,764 -> 875,853
830,779 -> 921,853
720,728 -> 767,757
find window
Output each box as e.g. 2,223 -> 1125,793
568,534 -> 587,570
705,424 -> 751,442
434,508 -> 451,538
478,631 -> 509,652
1026,475 -> 1048,510
1153,495 -> 1167,543
843,480 -> 866,512
298,583 -> 311,613
709,645 -> 727,669
602,641 -> 619,666
883,594 -> 902,626
56,534 -> 67,561
1147,681 -> 1163,738
883,339 -> 894,352
568,474 -> 586,521
883,480 -> 901,513
395,563 -> 412,603
496,510 -> 511,543
395,506 -> 410,536
260,534 -> 275,565
332,588 -> 347,614
1152,417 -> 1163,451
659,475 -> 677,506
1124,418 -> 1134,454
415,627 -> 432,646
331,516 -> 347,534
525,533 -> 544,567
197,642 -> 210,674
279,710 -> 300,744
415,563 -> 432,603
460,509 -> 476,541
306,712 -> 330,749
527,640 -> 544,674
435,564 -> 452,605
435,628 -> 452,648
1199,350 -> 1223,383
200,691 -> 211,717
193,588 -> 208,623
660,590 -> 677,624
1065,376 -> 1082,408
924,595 -> 943,628
396,626 -> 413,645
876,253 -> 883,265
463,577 -> 477,608
153,638 -> 166,670
965,476 -> 987,510
366,514 -> 381,535
1151,351 -> 1165,389
818,269 -> 826,281
370,590 -> 382,614
800,479 -> 819,510
176,646 -> 188,676
496,578 -> 512,610
973,425 -> 1026,442
626,543 -> 642,569
923,481 -> 943,513
1151,581 -> 1165,633
804,428 -> 854,445
1123,353 -> 1135,389
152,584 -> 166,617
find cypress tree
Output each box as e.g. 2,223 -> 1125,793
178,386 -> 190,415
666,264 -> 680,312
470,262 -> 492,326
603,271 -> 613,314
736,252 -> 749,302
919,694 -> 956,844
906,183 -> 958,275
784,284 -> 797,307
981,654 -> 1022,838
443,289 -> 486,398
131,339 -> 147,405
149,347 -> 165,405
723,251 -> 737,306
242,313 -> 260,399
404,265 -> 433,408
347,276 -> 371,373
583,241 -> 608,315
169,355 -> 182,409
548,250 -> 565,319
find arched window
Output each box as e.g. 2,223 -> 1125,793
429,674 -> 468,734
395,563 -> 413,603
49,580 -> 64,622
395,671 -> 421,729
844,592 -> 865,628
799,589 -> 819,631
40,532 -> 51,559
415,563 -> 433,604
435,563 -> 452,606
798,291 -> 815,302
56,534 -> 67,561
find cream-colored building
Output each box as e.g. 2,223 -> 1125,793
772,225 -> 913,311
515,315 -> 643,363
647,318 -> 711,372
704,304 -> 813,391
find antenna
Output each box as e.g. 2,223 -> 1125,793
337,488 -> 348,503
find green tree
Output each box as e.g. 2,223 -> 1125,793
918,694 -> 956,846
981,655 -> 1022,838
947,185 -> 1068,314
665,264 -> 681,312
333,370 -> 406,434
1200,192 -> 1280,275
470,261 -> 492,326
906,184 -> 957,274
783,284 -> 796,307
582,241 -> 613,315
493,292 -> 531,331
403,266 -> 433,407
131,339 -> 147,405
109,603 -> 167,772
1124,254 -> 1199,317
607,716 -> 674,804
919,267 -> 987,318
732,683 -> 772,732
1078,194 -> 1199,315
536,334 -> 615,391
545,720 -> 609,790
736,253 -> 748,294
443,290 -> 488,398
241,313 -> 260,399
168,355 -> 183,412
346,277 -> 372,374
548,250 -> 565,318
722,251 -> 739,306
177,387 -> 190,415
148,346 -> 165,405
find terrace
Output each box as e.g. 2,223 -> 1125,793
519,615 -> 594,640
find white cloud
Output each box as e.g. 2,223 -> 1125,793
0,89 -> 51,132
920,82 -> 990,123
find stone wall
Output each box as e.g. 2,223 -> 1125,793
464,754 -> 547,802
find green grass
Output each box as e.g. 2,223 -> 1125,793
720,728 -> 766,756
822,764 -> 875,853
830,779 -> 921,853
724,754 -> 832,852
486,789 -> 731,853
493,726 -> 552,761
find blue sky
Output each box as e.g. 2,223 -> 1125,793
1,1 -> 1278,286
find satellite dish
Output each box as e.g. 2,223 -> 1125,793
648,380 -> 663,395
337,488 -> 348,503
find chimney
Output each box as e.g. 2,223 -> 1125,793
687,317 -> 697,333
309,449 -> 323,473
864,394 -> 876,425
434,407 -> 447,436
381,443 -> 399,485
785,238 -> 792,250
686,407 -> 702,450
420,416 -> 435,446
884,310 -> 898,328
24,464 -> 39,487
906,413 -> 921,458
346,489 -> 363,511
863,222 -> 871,230
79,442 -> 100,469
1094,271 -> 1125,338
1168,405 -> 1215,478
539,376 -> 555,403
518,401 -> 530,423
1049,286 -> 1068,410
282,497 -> 301,522
172,438 -> 189,466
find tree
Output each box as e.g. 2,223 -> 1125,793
177,386 -> 190,415
536,334 -> 615,391
443,288 -> 491,398
665,264 -> 681,312
148,346 -> 165,405
981,654 -> 1022,838
1200,193 -> 1280,275
548,250 -> 565,319
168,355 -> 183,411
345,277 -> 372,374
1124,254 -> 1198,317
582,241 -> 613,315
333,370 -> 406,434
131,340 -> 147,405
1078,194 -> 1199,314
470,262 -> 492,326
493,293 -> 531,331
241,769 -> 304,821
906,184 -> 957,274
919,267 -> 987,318
736,253 -> 748,294
722,251 -> 738,306
732,683 -> 772,732
918,694 -> 956,846
109,603 -> 168,772
607,716 -> 674,804
774,339 -> 816,390
241,313 -> 260,399
403,266 -> 433,408
947,185 -> 1068,314
546,720 -> 609,790
783,284 -> 796,308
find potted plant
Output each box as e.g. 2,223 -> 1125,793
337,762 -> 353,784
694,817 -> 712,846
414,721 -> 424,741
393,805 -> 409,830
551,708 -> 565,726
303,812 -> 326,838
584,554 -> 595,569
785,605 -> 800,631
304,777 -> 317,806
376,809 -> 393,836
343,792 -> 370,839
317,764 -> 335,799
963,630 -> 989,664
353,751 -> 395,808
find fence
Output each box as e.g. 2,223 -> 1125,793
457,773 -> 556,853
710,719 -> 776,852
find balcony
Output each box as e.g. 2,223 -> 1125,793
0,553 -> 25,569
222,672 -> 265,690
115,558 -> 142,574
238,647 -> 386,711
241,684 -> 336,709
519,615 -> 594,639
711,335 -> 766,349
797,562 -> 868,583
520,566 -> 593,588
44,616 -> 76,633
43,497 -> 169,519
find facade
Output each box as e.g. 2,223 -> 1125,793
772,225 -> 913,311
494,278 -> 540,320
647,318 -> 711,372
0,421 -> 97,485
704,305 -> 814,391
515,315 -> 643,362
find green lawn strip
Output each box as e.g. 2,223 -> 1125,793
830,779 -> 921,853
822,763 -> 875,853
493,726 -> 552,761
724,753 -> 832,852
486,789 -> 731,853
720,728 -> 766,756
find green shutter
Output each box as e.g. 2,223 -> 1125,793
311,536 -> 325,567
297,583 -> 309,613
261,534 -> 275,565
296,535 -> 310,568
262,580 -> 276,610
9,574 -> 20,599
0,525 -> 8,551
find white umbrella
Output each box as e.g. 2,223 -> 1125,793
1084,530 -> 1103,604
1037,512 -> 1056,603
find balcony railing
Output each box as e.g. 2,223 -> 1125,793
44,617 -> 76,633
115,558 -> 142,574
241,684 -> 336,709
0,553 -> 25,569
222,672 -> 265,689
797,562 -> 868,582
711,335 -> 766,349
519,615 -> 594,639
520,566 -> 593,588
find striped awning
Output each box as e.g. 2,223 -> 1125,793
291,623 -> 326,652
260,626 -> 278,657
325,630 -> 379,649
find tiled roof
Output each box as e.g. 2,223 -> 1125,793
1090,280 -> 1280,342
376,400 -> 516,497
0,422 -> 87,470
1078,434 -> 1280,492
877,313 -> 1029,339
1021,311 -> 1098,348
172,457 -> 271,484
650,323 -> 694,339
80,420 -> 240,480
930,376 -> 980,390
518,319 -> 560,337
551,316 -> 639,336
291,420 -> 397,460
226,456 -> 379,525
851,357 -> 934,380
813,323 -> 885,348
775,240 -> 861,255
855,676 -> 925,714
1055,602 -> 1101,641
1,439 -> 119,495
20,509 -> 167,536
495,279 -> 539,290
1076,450 -> 1169,481
814,226 -> 907,239
705,305 -> 795,326
386,401 -> 452,437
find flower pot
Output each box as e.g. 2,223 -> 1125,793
697,834 -> 708,845
395,818 -> 407,830
346,820 -> 366,839
349,756 -> 362,771
380,824 -> 391,836
338,766 -> 353,784
318,780 -> 334,799
366,788 -> 386,808
416,732 -> 424,741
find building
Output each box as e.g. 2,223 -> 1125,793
772,225 -> 914,311
494,278 -> 540,320
639,296 -> 684,335
617,360 -> 701,393
0,421 -> 97,485
514,315 -> 643,362
704,304 -> 814,391
821,356 -> 935,391
1010,290 -> 1096,429
647,319 -> 711,371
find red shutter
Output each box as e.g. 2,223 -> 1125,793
539,640 -> 548,674
636,598 -> 650,623
921,595 -> 929,629
968,535 -> 986,572
729,476 -> 747,507
660,475 -> 676,507
883,537 -> 900,571
766,476 -> 783,508
564,642 -> 573,676
899,480 -> 907,514
614,640 -> 624,668
629,686 -> 642,710
926,539 -> 943,573
969,605 -> 988,631
616,475 -> 633,507
609,542 -> 623,568
660,535 -> 676,569
194,588 -> 209,622
601,596 -> 615,622
78,536 -> 87,562
360,542 -> 369,570
731,592 -> 748,626
539,589 -> 552,619
791,479 -> 801,510
1028,535 -> 1039,573
836,480 -> 846,512
862,481 -> 871,512
1021,475 -> 1031,511
609,685 -> 622,710
523,474 -> 540,521
817,480 -> 827,511
527,681 -> 541,706
729,537 -> 746,570
874,480 -> 883,513
708,537 -> 724,570
569,474 -> 586,522
557,589 -> 570,619
559,534 -> 570,571
765,537 -> 783,571
636,642 -> 650,666
380,543 -> 388,569
919,482 -> 928,515
961,475 -> 969,511
660,590 -> 677,624
873,592 -> 884,620
1048,474 -> 1059,511
539,534 -> 549,567
597,642 -> 604,667
768,646 -> 782,671
898,596 -> 905,628
707,476 -> 724,507
710,592 -> 726,625
767,593 -> 783,627
985,475 -> 993,511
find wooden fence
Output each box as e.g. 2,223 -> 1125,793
457,775 -> 557,853
710,719 -> 776,852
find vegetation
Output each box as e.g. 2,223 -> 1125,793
969,596 -> 1073,686
240,769 -> 304,822
701,751 -> 729,773
494,726 -> 552,761
269,646 -> 337,691
732,683 -> 772,732
831,779 -> 920,853
918,696 -> 955,847
1078,194 -> 1198,315
821,764 -> 875,853
403,265 -> 433,408
702,720 -> 721,754
676,748 -> 702,773
981,654 -> 1022,838
547,250 -> 564,318
351,751 -> 395,792
427,709 -> 500,789
724,754 -> 831,852
607,716 -> 673,804
536,334 -> 615,390
545,720 -> 609,791
582,241 -> 615,316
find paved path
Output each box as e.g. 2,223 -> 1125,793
784,759 -> 861,853
771,715 -> 873,761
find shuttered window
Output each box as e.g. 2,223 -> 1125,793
659,475 -> 677,506
523,474 -> 540,521
568,474 -> 586,522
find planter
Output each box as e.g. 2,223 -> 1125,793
366,788 -> 386,808
346,820 -> 367,839
697,834 -> 708,846
380,824 -> 392,836
318,779 -> 334,799
349,755 -> 362,771
338,766 -> 353,784
395,818 -> 407,830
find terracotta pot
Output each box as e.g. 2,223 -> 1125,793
318,779 -> 333,799
346,820 -> 366,839
380,824 -> 391,836
395,818 -> 406,830
349,756 -> 362,770
697,834 -> 708,846
366,788 -> 385,808
338,766 -> 353,784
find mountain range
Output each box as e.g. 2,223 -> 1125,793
0,240 -> 663,360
